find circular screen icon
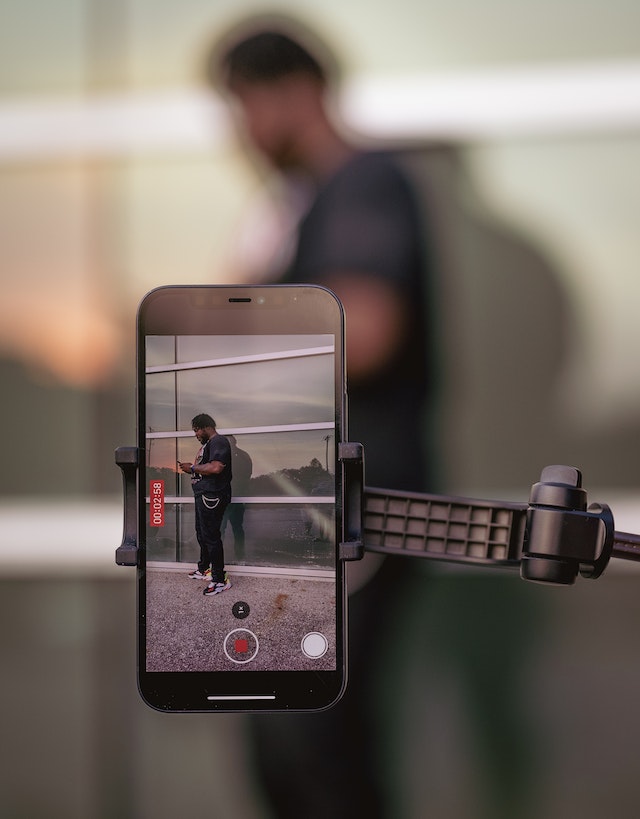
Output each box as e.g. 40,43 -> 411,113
301,632 -> 328,660
223,628 -> 259,664
232,601 -> 250,620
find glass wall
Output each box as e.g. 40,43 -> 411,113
145,336 -> 336,568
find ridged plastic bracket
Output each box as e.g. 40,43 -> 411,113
115,446 -> 141,567
362,487 -> 527,568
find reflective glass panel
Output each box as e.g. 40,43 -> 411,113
176,430 -> 335,499
146,437 -> 178,494
176,354 -> 334,430
145,371 -> 176,433
146,335 -> 176,368
178,502 -> 334,569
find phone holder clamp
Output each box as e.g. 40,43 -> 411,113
115,446 -> 637,585
115,446 -> 142,567
338,442 -> 365,562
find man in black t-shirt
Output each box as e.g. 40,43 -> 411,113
179,412 -> 233,596
284,148 -> 432,490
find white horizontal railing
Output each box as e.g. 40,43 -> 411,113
146,346 -> 334,374
145,496 -> 334,504
1,493 -> 638,576
146,422 -> 334,439
147,561 -> 335,580
0,500 -> 124,576
2,61 -> 640,162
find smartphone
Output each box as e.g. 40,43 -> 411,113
137,284 -> 347,712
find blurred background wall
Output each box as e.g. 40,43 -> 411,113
1,1 -> 639,817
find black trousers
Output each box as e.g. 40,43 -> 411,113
194,489 -> 230,581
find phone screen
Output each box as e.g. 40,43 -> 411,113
137,285 -> 347,711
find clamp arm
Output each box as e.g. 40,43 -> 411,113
115,446 -> 141,567
613,530 -> 640,561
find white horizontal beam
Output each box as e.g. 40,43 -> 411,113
344,60 -> 640,139
146,422 -> 335,438
1,60 -> 639,161
146,346 -> 334,374
0,89 -> 226,160
147,496 -> 335,504
0,495 -> 639,575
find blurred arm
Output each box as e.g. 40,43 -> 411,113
323,272 -> 408,382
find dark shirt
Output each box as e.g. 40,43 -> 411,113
191,433 -> 232,495
282,150 -> 434,492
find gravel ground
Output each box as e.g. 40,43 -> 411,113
145,568 -> 337,672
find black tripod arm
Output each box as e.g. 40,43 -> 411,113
362,466 -> 639,586
612,530 -> 640,562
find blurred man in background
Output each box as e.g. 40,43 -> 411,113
208,18 -> 434,818
206,15 -> 549,819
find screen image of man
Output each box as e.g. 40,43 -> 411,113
179,412 -> 233,596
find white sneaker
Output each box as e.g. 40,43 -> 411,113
187,568 -> 211,580
203,575 -> 232,596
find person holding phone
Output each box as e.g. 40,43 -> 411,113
179,412 -> 233,595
